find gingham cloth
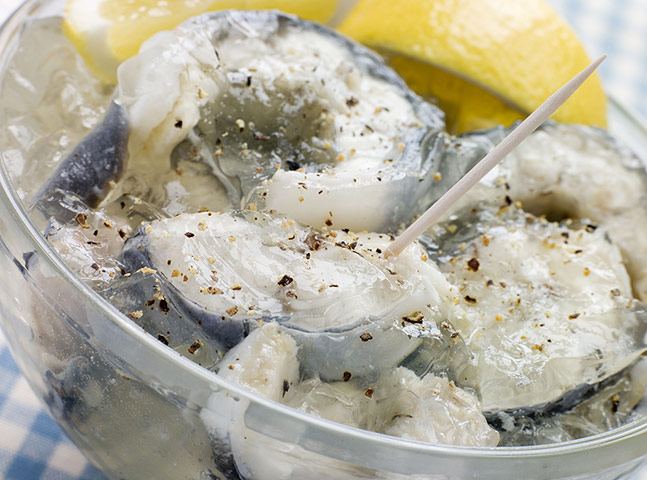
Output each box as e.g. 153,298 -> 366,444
0,343 -> 106,480
0,1 -> 646,479
550,0 -> 647,121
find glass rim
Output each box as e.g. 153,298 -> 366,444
1,0 -> 647,474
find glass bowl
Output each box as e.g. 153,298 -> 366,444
1,1 -> 647,479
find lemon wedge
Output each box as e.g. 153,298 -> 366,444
64,0 -> 340,83
339,0 -> 607,133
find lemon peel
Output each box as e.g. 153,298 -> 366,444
339,0 -> 606,133
64,0 -> 340,83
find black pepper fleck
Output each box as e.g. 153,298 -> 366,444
75,213 -> 89,228
346,97 -> 359,107
286,160 -> 300,171
359,332 -> 373,342
467,258 -> 480,272
282,379 -> 290,397
159,299 -> 170,314
278,275 -> 294,287
305,232 -> 324,251
402,311 -> 424,323
610,394 -> 620,414
188,340 -> 201,354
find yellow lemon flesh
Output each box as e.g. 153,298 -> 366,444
339,0 -> 607,133
64,0 -> 340,83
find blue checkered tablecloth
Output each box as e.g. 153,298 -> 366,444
0,1 -> 645,479
0,346 -> 105,479
550,0 -> 647,121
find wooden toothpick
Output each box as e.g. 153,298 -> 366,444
385,55 -> 607,258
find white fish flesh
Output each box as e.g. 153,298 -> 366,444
284,367 -> 499,447
115,10 -> 446,232
216,322 -> 300,401
496,356 -> 647,445
189,322 -> 298,479
201,323 -> 496,480
113,210 -> 463,381
202,323 -> 380,480
457,123 -> 647,302
426,206 -> 646,414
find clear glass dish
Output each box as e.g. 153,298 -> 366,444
1,1 -> 647,479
